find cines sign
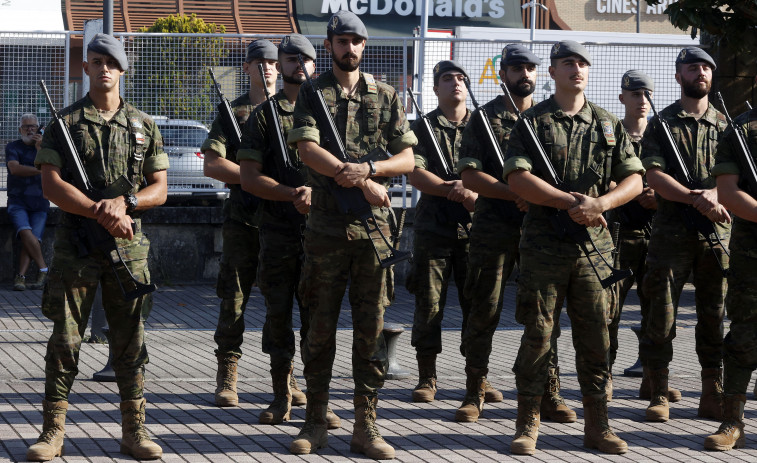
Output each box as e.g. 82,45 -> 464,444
294,0 -> 523,37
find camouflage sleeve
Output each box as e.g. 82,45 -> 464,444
456,116 -> 484,174
410,118 -> 429,170
142,117 -> 169,173
502,118 -> 534,181
34,122 -> 64,168
287,85 -> 319,148
712,119 -> 742,177
384,89 -> 417,155
201,114 -> 229,158
611,119 -> 644,181
640,120 -> 667,172
237,107 -> 266,164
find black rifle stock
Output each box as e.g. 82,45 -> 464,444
39,80 -> 156,300
644,90 -> 729,275
208,68 -> 242,148
257,64 -> 306,227
406,88 -> 471,236
716,92 -> 757,195
297,55 -> 410,268
501,82 -> 631,288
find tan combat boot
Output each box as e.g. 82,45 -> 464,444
290,392 -> 329,454
259,367 -> 292,424
484,378 -> 503,403
541,367 -> 577,423
119,398 -> 163,460
326,406 -> 341,429
645,367 -> 670,422
582,394 -> 628,454
454,367 -> 486,422
290,373 -> 307,406
26,400 -> 67,461
639,371 -> 682,402
214,353 -> 239,407
698,367 -> 725,420
412,355 -> 437,403
704,394 -> 747,451
510,395 -> 541,455
350,395 -> 395,460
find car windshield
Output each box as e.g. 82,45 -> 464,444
159,125 -> 208,147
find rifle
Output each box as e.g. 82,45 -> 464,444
39,80 -> 156,300
208,68 -> 242,148
501,81 -> 632,288
644,91 -> 729,275
406,88 -> 471,236
256,64 -> 306,227
716,92 -> 757,195
297,54 -> 411,268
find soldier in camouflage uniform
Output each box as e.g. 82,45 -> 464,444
607,71 -> 682,403
706,104 -> 757,451
201,39 -> 305,408
456,44 -> 575,425
27,34 -> 167,461
639,48 -> 730,423
407,60 -> 476,404
504,41 -> 643,455
237,34 -> 340,430
286,11 -> 417,459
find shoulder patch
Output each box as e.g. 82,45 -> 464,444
363,72 -> 377,94
602,120 -> 616,144
129,117 -> 143,129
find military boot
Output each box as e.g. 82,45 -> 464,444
704,394 -> 747,451
484,378 -> 503,403
639,371 -> 682,402
290,373 -> 307,406
214,353 -> 239,407
119,398 -> 163,460
510,395 -> 541,455
290,392 -> 329,454
351,395 -> 395,460
645,367 -> 670,422
259,368 -> 292,424
582,394 -> 628,454
412,355 -> 437,403
454,366 -> 486,422
698,367 -> 725,420
26,400 -> 67,461
326,406 -> 341,429
541,367 -> 577,423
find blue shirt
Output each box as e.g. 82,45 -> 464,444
6,139 -> 49,212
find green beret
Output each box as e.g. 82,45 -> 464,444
279,34 -> 317,61
87,33 -> 128,71
621,70 -> 654,91
502,44 -> 541,67
550,40 -> 592,66
433,60 -> 468,86
327,10 -> 368,40
246,39 -> 278,62
676,47 -> 716,70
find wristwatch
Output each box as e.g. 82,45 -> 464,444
368,160 -> 377,178
124,194 -> 138,213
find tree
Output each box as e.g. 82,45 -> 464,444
645,1 -> 757,56
129,14 -> 228,122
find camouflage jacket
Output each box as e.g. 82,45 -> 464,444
503,95 -> 643,256
612,129 -> 655,238
201,92 -> 260,227
713,108 -> 757,255
641,100 -> 729,237
457,95 -> 524,237
237,89 -> 307,232
35,93 -> 169,245
411,107 -> 471,239
287,70 -> 417,239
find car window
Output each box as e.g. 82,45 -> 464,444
159,125 -> 209,147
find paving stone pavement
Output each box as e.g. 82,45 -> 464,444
1,280 -> 756,462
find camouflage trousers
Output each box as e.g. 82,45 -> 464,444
513,248 -> 612,397
42,227 -> 151,402
639,232 -> 727,370
722,250 -> 757,395
408,231 -> 471,357
299,230 -> 388,396
259,225 -> 308,373
214,219 -> 260,359
608,231 -> 650,368
460,225 -> 519,369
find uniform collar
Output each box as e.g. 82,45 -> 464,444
672,100 -> 719,126
82,93 -> 128,127
274,88 -> 295,113
433,107 -> 470,128
548,94 -> 593,124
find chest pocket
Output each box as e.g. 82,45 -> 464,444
361,73 -> 383,149
70,123 -> 96,163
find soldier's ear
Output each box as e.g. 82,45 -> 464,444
82,60 -> 90,76
618,93 -> 624,104
323,38 -> 331,53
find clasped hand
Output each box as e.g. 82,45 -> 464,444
92,197 -> 134,240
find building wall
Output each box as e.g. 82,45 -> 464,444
552,0 -> 685,34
